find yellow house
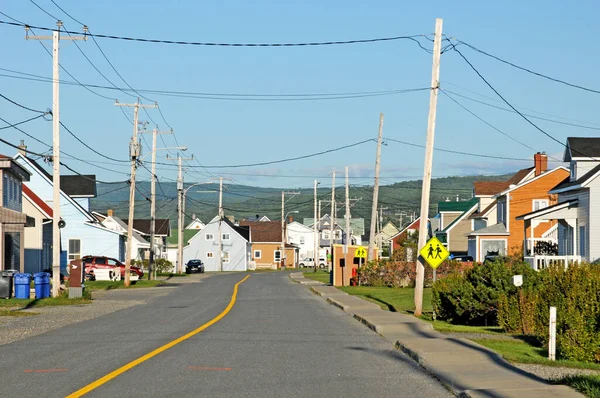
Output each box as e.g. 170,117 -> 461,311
239,221 -> 296,269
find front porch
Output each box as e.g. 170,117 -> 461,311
517,199 -> 581,270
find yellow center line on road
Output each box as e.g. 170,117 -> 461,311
66,275 -> 250,398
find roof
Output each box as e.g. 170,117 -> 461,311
109,216 -> 148,244
468,223 -> 509,236
0,155 -> 31,181
496,167 -> 569,197
123,219 -> 171,236
303,215 -> 365,235
438,198 -> 479,213
565,137 -> 600,161
22,184 -> 53,218
516,199 -> 579,221
167,228 -> 201,245
224,218 -> 250,241
440,199 -> 479,233
469,200 -> 497,219
506,167 -> 534,185
238,220 -> 282,242
550,163 -> 600,193
390,217 -> 427,240
473,181 -> 510,196
59,175 -> 97,197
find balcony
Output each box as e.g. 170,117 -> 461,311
524,255 -> 581,271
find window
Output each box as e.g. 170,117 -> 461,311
4,232 -> 20,269
205,233 -> 214,241
274,250 -> 282,262
223,251 -> 230,263
68,239 -> 81,261
570,161 -> 576,182
335,230 -> 342,240
299,236 -> 305,244
254,250 -> 262,259
222,233 -> 230,241
206,252 -> 214,258
497,200 -> 506,225
323,231 -> 330,240
579,226 -> 587,257
532,199 -> 549,211
107,259 -> 119,266
2,173 -> 22,212
95,257 -> 106,265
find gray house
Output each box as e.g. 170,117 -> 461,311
517,137 -> 600,268
303,214 -> 365,247
182,216 -> 251,272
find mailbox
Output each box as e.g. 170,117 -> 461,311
69,259 -> 83,288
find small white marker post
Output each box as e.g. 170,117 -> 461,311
549,306 -> 557,361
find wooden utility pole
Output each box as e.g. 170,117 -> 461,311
330,170 -> 336,268
368,113 -> 384,262
345,166 -> 351,254
313,180 -> 319,272
141,128 -> 172,280
414,18 -> 443,317
116,99 -> 156,286
26,21 -> 87,297
281,191 -> 300,269
167,153 -> 194,274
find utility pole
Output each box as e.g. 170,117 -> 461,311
167,153 -> 194,274
281,191 -> 300,269
26,21 -> 87,297
313,180 -> 320,273
140,128 -> 172,280
330,171 -> 336,268
368,113 -> 384,262
415,18 -> 443,317
218,177 -> 223,272
345,166 -> 351,254
116,99 -> 156,286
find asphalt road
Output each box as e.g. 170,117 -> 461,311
0,272 -> 451,397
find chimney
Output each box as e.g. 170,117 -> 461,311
18,140 -> 27,156
288,216 -> 293,223
191,212 -> 196,220
107,209 -> 114,217
534,152 -> 548,176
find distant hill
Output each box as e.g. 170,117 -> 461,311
91,174 -> 510,238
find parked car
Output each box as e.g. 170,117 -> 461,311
185,259 -> 204,274
450,255 -> 473,263
81,256 -> 144,279
298,257 -> 326,269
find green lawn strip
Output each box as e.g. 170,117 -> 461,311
556,374 -> 600,398
472,339 -> 600,371
338,286 -> 433,313
302,271 -> 330,284
85,280 -> 165,291
0,295 -> 91,309
0,309 -> 38,317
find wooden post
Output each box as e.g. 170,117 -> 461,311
368,113 -> 384,262
414,18 -> 443,317
549,306 -> 557,360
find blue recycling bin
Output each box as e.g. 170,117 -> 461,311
34,272 -> 51,299
14,273 -> 32,299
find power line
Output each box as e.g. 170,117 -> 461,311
454,38 -> 600,95
2,20 -> 431,48
384,137 -> 530,161
59,121 -> 130,162
0,114 -> 48,130
0,92 -> 48,114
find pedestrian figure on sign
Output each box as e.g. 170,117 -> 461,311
427,244 -> 434,258
435,244 -> 443,259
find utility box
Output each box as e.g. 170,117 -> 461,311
331,244 -> 378,287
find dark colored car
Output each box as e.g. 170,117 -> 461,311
186,259 -> 204,274
450,255 -> 474,262
82,256 -> 144,279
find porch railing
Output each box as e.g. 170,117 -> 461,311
524,255 -> 581,271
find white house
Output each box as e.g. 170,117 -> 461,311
286,221 -> 315,259
14,153 -> 124,272
96,210 -> 150,260
185,215 -> 205,230
183,216 -> 251,272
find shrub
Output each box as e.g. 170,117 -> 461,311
432,259 -> 535,325
131,258 -> 174,273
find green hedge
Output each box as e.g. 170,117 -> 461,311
498,263 -> 600,363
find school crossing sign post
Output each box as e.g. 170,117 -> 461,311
419,236 -> 449,321
419,236 -> 449,270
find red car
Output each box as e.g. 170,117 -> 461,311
82,256 -> 144,279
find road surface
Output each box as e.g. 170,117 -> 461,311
0,272 -> 451,397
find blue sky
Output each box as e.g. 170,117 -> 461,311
1,0 -> 599,190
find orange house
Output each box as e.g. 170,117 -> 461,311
239,221 -> 296,269
468,154 -> 569,262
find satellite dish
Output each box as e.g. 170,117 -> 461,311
58,220 -> 66,229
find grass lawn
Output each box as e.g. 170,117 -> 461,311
303,271 -> 330,284
472,339 -> 600,371
0,294 -> 91,309
339,286 -> 432,314
0,309 -> 38,317
85,280 -> 165,291
557,375 -> 600,398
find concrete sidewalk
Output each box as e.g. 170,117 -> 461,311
290,272 -> 583,398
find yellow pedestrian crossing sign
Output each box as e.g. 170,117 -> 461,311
419,236 -> 449,269
354,246 -> 367,259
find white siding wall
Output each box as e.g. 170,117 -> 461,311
575,161 -> 600,180
588,178 -> 600,261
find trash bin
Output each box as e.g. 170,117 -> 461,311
0,271 -> 14,299
14,273 -> 32,299
34,272 -> 51,299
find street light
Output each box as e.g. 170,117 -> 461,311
283,210 -> 299,269
140,146 -> 187,280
